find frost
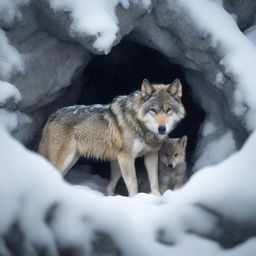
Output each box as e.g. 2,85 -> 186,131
0,80 -> 21,104
171,0 -> 256,130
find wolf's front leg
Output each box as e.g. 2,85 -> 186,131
117,153 -> 138,197
144,152 -> 161,196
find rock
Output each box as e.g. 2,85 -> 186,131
223,0 -> 256,31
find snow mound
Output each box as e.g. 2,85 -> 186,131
0,122 -> 256,254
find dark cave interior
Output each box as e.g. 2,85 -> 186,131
64,40 -> 206,193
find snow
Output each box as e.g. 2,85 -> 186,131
0,109 -> 18,132
0,29 -> 24,79
171,0 -> 256,130
49,0 -> 151,54
0,0 -> 30,26
0,123 -> 256,254
0,80 -> 21,104
201,120 -> 217,137
193,129 -> 236,171
244,24 -> 256,44
0,0 -> 256,254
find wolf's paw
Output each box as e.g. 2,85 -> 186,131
151,190 -> 161,197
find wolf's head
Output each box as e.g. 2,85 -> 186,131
138,79 -> 185,138
159,135 -> 187,169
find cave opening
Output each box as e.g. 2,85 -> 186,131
65,40 -> 206,192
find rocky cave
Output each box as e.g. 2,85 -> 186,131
1,0 -> 256,255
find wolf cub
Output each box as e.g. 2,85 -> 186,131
140,135 -> 188,194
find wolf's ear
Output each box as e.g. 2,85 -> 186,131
141,79 -> 154,97
168,78 -> 182,97
179,135 -> 188,147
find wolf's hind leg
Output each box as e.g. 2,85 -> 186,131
117,153 -> 138,197
106,160 -> 121,196
144,152 -> 161,196
54,140 -> 79,175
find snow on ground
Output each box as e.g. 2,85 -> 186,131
171,0 -> 256,130
49,0 -> 151,54
1,120 -> 256,255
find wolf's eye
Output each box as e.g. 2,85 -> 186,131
174,154 -> 179,157
164,153 -> 169,157
166,107 -> 172,113
150,107 -> 157,113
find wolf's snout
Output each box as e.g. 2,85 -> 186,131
168,163 -> 173,169
158,125 -> 166,135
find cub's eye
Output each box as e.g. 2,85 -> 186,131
174,154 -> 179,157
166,107 -> 172,113
164,153 -> 169,157
150,107 -> 157,113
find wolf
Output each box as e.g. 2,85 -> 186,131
158,135 -> 188,193
138,135 -> 188,194
38,78 -> 185,196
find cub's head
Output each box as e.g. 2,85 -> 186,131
159,136 -> 188,169
138,78 -> 185,138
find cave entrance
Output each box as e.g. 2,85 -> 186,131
65,40 -> 205,191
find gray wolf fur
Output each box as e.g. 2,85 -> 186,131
139,136 -> 188,194
38,79 -> 185,196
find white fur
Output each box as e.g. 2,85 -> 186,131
143,112 -> 179,136
132,139 -> 152,157
60,150 -> 78,174
166,113 -> 179,133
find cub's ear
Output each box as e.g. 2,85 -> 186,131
166,137 -> 179,144
168,78 -> 182,97
141,79 -> 154,97
179,135 -> 188,147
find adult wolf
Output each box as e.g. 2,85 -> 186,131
38,79 -> 185,196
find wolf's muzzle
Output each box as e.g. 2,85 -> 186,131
158,125 -> 166,135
